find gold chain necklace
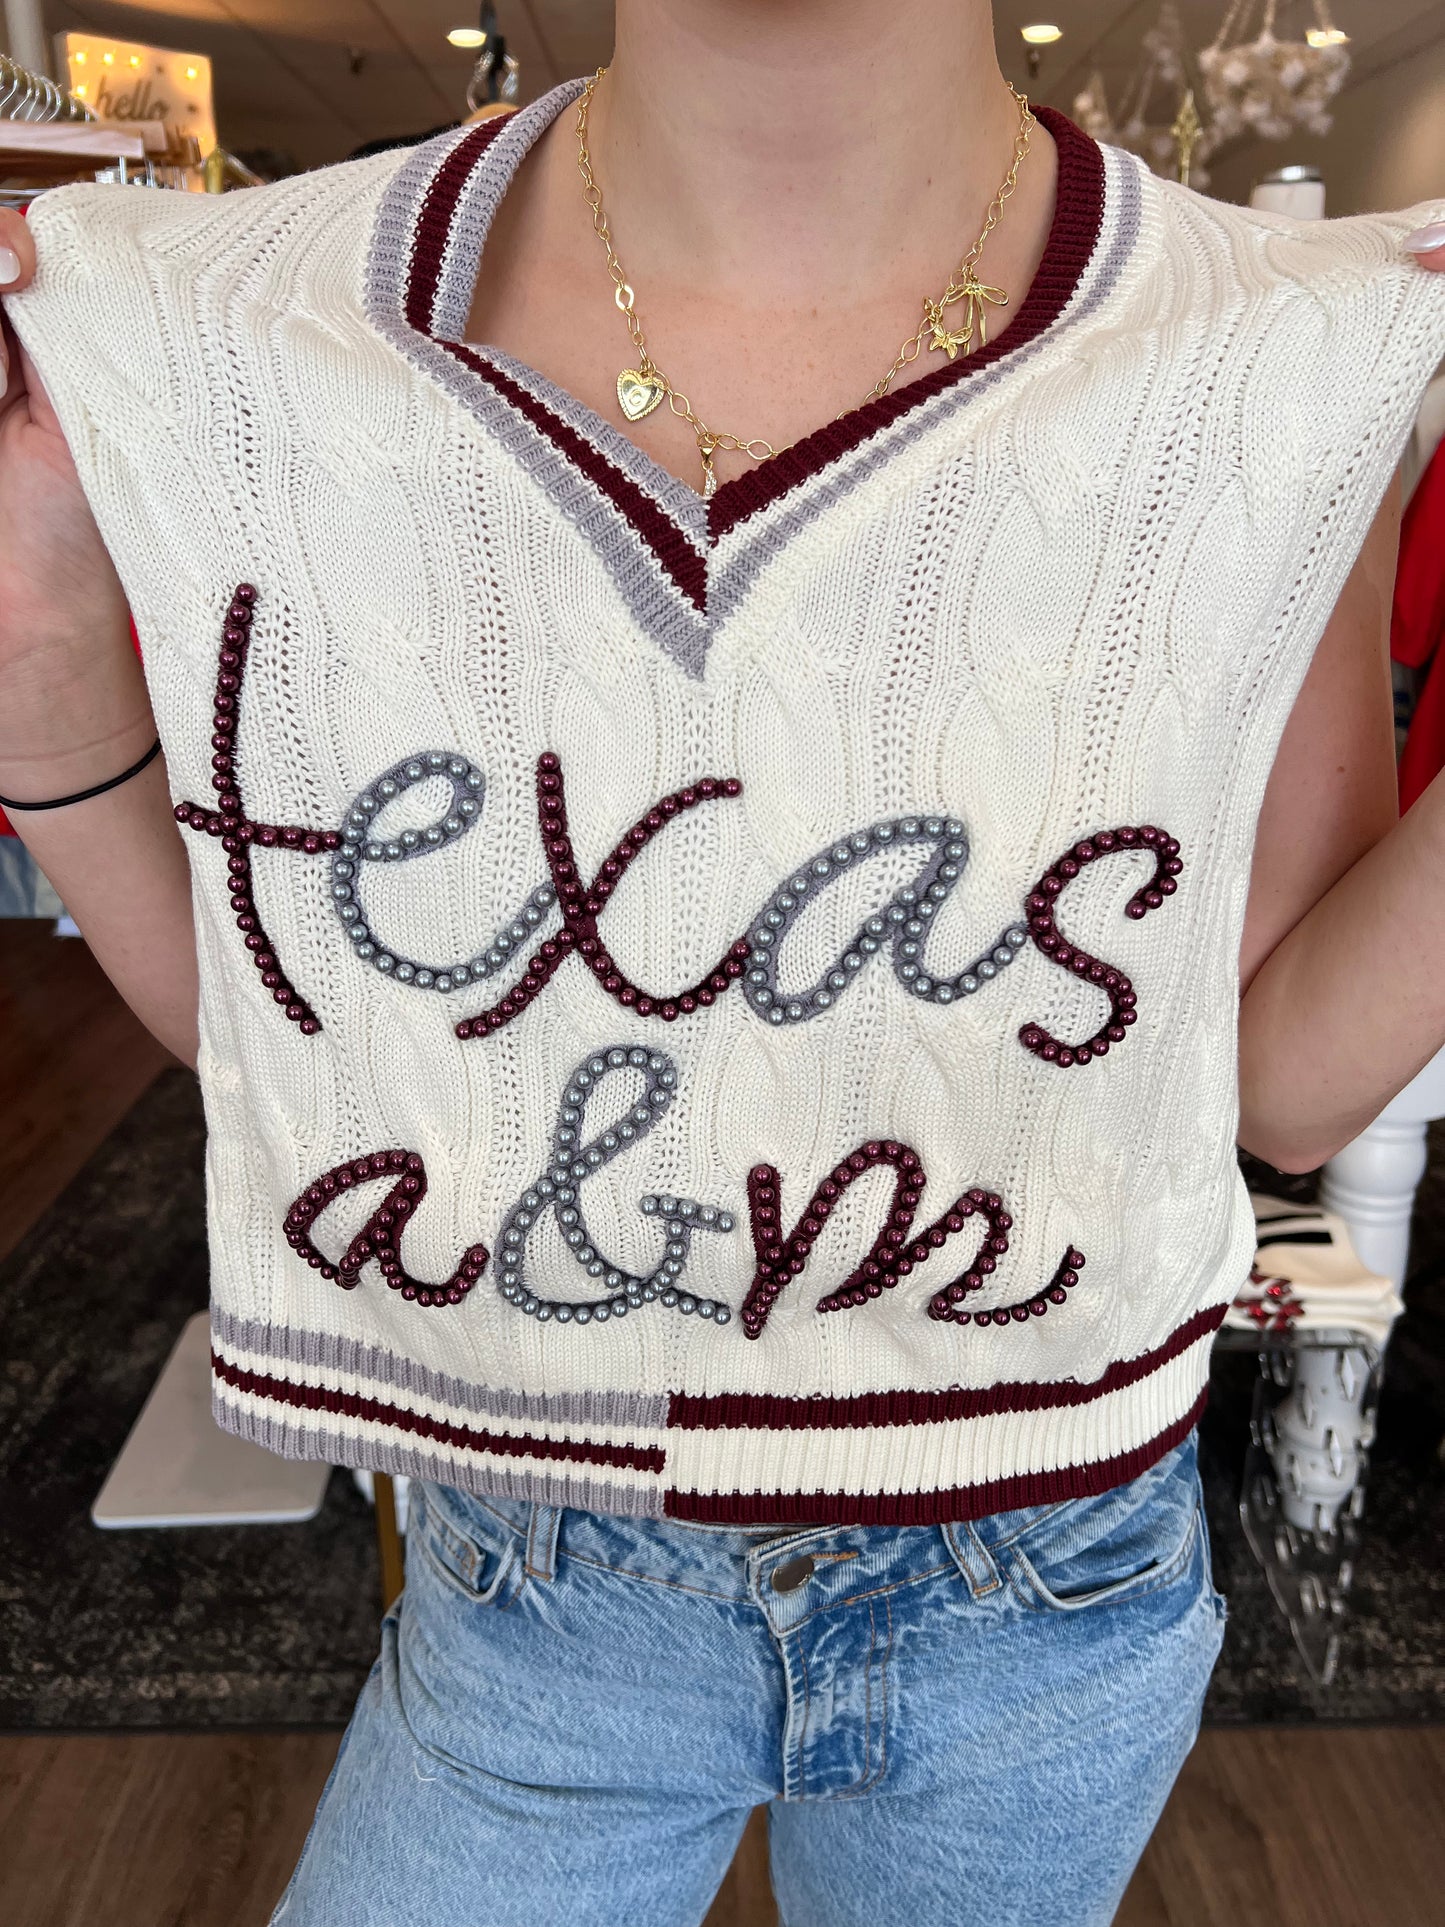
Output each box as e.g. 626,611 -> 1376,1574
575,67 -> 1034,497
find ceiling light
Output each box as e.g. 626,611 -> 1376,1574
447,27 -> 487,47
102,50 -> 114,64
1020,24 -> 1063,44
1305,26 -> 1348,45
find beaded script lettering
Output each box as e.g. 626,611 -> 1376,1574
453,751 -> 750,1035
283,1048 -> 1084,1336
284,1150 -> 488,1309
742,1144 -> 1084,1337
174,589 -> 1183,1063
330,751 -> 557,991
492,1045 -> 735,1325
174,585 -> 331,1032
1017,832 -> 1182,1067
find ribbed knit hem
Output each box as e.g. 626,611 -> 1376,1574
211,1302 -> 1226,1526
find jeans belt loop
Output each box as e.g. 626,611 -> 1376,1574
525,1503 -> 562,1582
943,1518 -> 1003,1598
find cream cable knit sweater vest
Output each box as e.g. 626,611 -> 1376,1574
9,81 -> 1445,1523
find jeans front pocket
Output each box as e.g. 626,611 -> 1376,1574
993,1436 -> 1206,1615
410,1481 -> 524,1609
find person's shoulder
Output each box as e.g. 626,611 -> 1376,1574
1141,166 -> 1445,307
19,134 -> 459,290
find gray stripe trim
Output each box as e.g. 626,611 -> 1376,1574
363,87 -> 1139,682
426,96 -> 564,339
211,1308 -> 670,1430
480,346 -> 710,542
363,261 -> 712,677
708,143 -> 1145,623
213,1395 -> 664,1517
425,86 -> 708,542
361,88 -> 714,680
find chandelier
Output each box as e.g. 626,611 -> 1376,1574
462,3 -> 520,115
1073,3 -> 1222,188
1198,0 -> 1350,142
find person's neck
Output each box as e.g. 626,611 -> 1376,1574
587,0 -> 1025,307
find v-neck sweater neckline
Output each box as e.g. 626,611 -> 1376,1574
363,78 -> 1121,665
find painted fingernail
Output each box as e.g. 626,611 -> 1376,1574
1402,220 -> 1445,253
0,245 -> 20,286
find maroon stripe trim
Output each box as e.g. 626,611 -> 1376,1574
400,107 -> 708,612
405,112 -> 516,332
398,101 -> 1105,597
439,341 -> 708,612
663,1392 -> 1209,1527
707,106 -> 1106,540
668,1302 -> 1227,1432
211,1350 -> 665,1476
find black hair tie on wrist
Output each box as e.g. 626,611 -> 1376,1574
0,738 -> 163,812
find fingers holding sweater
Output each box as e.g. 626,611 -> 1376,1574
0,206 -> 36,291
1402,221 -> 1445,270
0,207 -> 37,410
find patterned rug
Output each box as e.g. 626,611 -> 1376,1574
1,1071 -> 1441,1730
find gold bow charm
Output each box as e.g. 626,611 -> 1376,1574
924,268 -> 1011,360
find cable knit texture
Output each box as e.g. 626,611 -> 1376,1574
7,82 -> 1445,1522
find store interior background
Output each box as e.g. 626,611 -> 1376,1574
2,3 -> 1445,1926
1,0 -> 1438,208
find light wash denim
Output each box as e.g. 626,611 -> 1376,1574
271,1432 -> 1225,1927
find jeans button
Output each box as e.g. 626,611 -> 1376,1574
771,1554 -> 816,1593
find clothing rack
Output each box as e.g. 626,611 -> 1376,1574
0,50 -> 149,200
0,48 -> 257,198
0,50 -> 93,125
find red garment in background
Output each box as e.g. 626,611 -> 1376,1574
1393,436 -> 1445,814
0,612 -> 144,836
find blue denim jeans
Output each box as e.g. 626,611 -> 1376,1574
271,1432 -> 1225,1927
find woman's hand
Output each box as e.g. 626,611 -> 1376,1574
0,207 -> 199,1066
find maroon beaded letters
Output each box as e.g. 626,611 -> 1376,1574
176,588 -> 1184,1073
453,753 -> 750,1038
174,584 -> 336,1033
740,1140 -> 1085,1339
282,1068 -> 1086,1334
283,1149 -> 489,1309
1018,828 -> 1183,1067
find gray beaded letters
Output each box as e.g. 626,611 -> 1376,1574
493,1045 -> 734,1326
330,752 -> 556,991
744,816 -> 1027,1023
328,764 -> 1022,1026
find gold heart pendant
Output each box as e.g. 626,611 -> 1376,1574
616,368 -> 666,423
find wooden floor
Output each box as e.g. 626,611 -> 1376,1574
2,916 -> 1443,1927
5,1725 -> 1445,1927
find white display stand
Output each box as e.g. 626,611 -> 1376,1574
1319,1044 -> 1445,1290
92,1311 -> 330,1528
